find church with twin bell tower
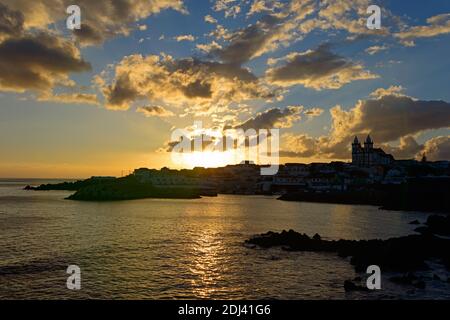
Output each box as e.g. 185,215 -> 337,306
352,135 -> 394,167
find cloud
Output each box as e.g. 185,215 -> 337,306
212,15 -> 288,64
100,54 -> 276,111
38,92 -> 99,105
303,107 -> 324,118
72,23 -> 105,46
365,45 -> 388,55
316,0 -> 374,34
207,24 -> 232,41
381,135 -> 423,159
247,0 -> 284,16
0,2 -> 24,42
213,0 -> 241,18
137,105 -> 175,117
174,34 -> 195,42
232,106 -> 303,130
204,15 -> 218,24
280,133 -> 317,158
212,1 -> 315,65
330,94 -> 450,143
396,13 -> 450,40
161,132 -> 225,153
196,41 -> 222,53
369,85 -> 404,99
265,44 -> 378,90
0,32 -> 91,93
294,0 -> 396,37
421,136 -> 450,161
2,0 -> 187,46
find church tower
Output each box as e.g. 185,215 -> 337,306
352,136 -> 361,165
364,135 -> 374,166
364,135 -> 373,150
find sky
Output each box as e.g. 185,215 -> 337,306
0,0 -> 449,178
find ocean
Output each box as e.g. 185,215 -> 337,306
0,179 -> 449,299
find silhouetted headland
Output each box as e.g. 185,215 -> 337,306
25,175 -> 216,201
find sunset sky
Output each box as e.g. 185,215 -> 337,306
0,0 -> 450,178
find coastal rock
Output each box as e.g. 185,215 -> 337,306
389,273 -> 417,285
424,215 -> 450,236
414,215 -> 450,236
414,226 -> 432,235
414,280 -> 426,289
344,280 -> 369,292
245,230 -> 450,273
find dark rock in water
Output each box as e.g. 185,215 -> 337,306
413,215 -> 450,236
245,230 -> 450,273
409,220 -> 420,225
23,185 -> 35,190
433,274 -> 441,281
389,273 -> 428,288
424,215 -> 450,236
414,226 -> 431,234
313,233 -> 321,241
389,273 -> 417,285
344,280 -> 369,292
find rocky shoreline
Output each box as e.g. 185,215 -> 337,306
245,215 -> 450,291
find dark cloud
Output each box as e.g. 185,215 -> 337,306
232,106 -> 303,130
213,15 -> 283,64
2,0 -> 187,46
0,32 -> 91,92
211,0 -> 316,65
103,73 -> 140,110
73,23 -> 105,46
181,80 -> 212,99
0,2 -> 24,41
137,105 -> 175,117
266,44 -> 377,89
162,133 -> 221,153
336,95 -> 450,142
